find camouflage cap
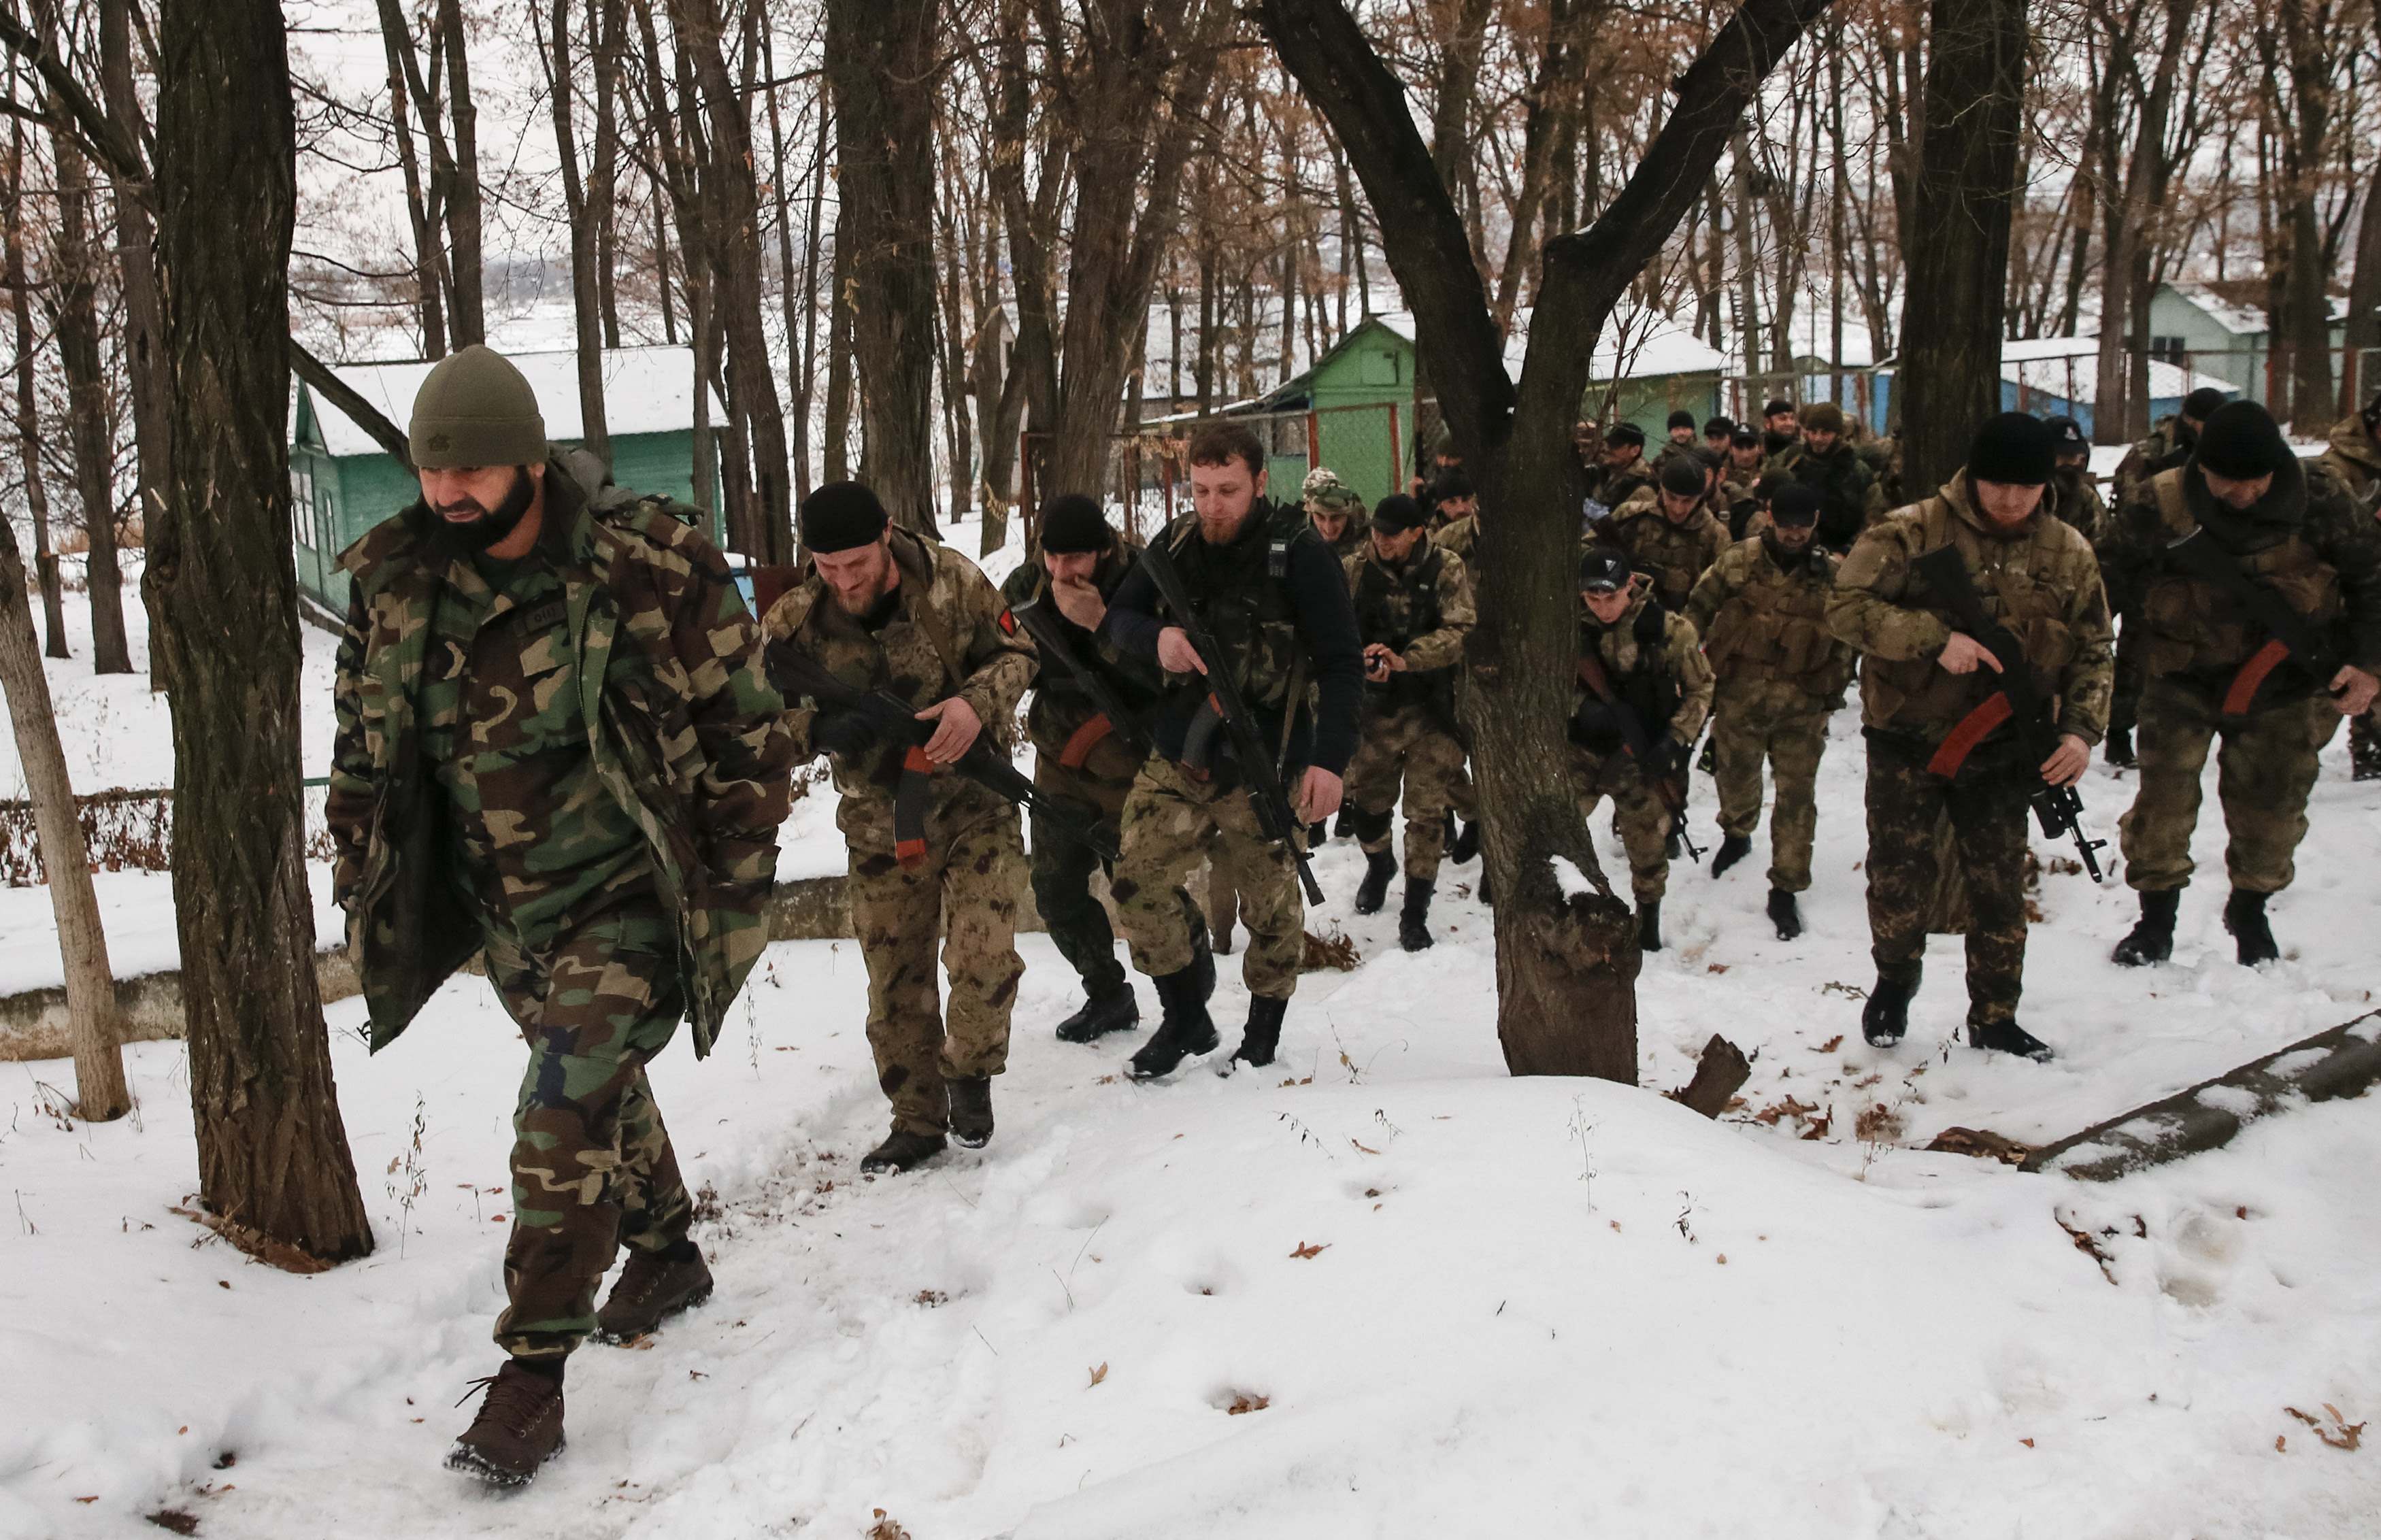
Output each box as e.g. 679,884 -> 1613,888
1302,467 -> 1363,512
409,344 -> 547,469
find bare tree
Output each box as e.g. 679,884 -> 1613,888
3,110 -> 65,657
547,0 -> 614,465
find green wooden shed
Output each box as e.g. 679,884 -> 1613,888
1586,317 -> 1727,440
288,345 -> 727,620
1214,312 -> 1420,509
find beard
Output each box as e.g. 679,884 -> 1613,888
829,548 -> 898,614
427,468 -> 537,557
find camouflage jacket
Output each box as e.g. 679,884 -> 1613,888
764,525 -> 1036,843
327,448 -> 794,1058
1827,473 -> 2114,749
1782,440 -> 1876,550
2113,417 -> 2192,506
1000,548 -> 1165,785
1686,534 -> 1855,706
2105,457 -> 2381,701
1600,490 -> 1729,612
1344,539 -> 1475,724
2050,468 -> 2111,545
1431,512 -> 1479,565
1571,588 -> 1714,756
1584,461 -> 1653,518
2314,412 -> 2381,512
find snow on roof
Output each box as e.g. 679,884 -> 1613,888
299,346 -> 727,459
1995,335 -> 2235,405
2152,282 -> 2350,337
1591,313 -> 1727,379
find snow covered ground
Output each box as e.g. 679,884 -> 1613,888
5,535 -> 2380,1537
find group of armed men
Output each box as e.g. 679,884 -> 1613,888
324,347 -> 2380,1486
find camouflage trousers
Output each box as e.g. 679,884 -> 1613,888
1710,690 -> 1831,892
1863,731 -> 2031,1025
1569,746 -> 1674,903
1031,754 -> 1198,1001
2118,680 -> 2341,894
484,906 -> 689,1358
2108,599 -> 2148,736
1114,756 -> 1303,1000
846,786 -> 1025,1138
1344,705 -> 1467,882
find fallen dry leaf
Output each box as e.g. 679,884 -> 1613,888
1350,1139 -> 1380,1155
1288,1241 -> 1329,1260
1088,1362 -> 1108,1388
1226,1392 -> 1271,1416
2019,1437 -> 2035,1449
867,1510 -> 913,1540
1814,1035 -> 1844,1053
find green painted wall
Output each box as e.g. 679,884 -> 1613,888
1297,321 -> 1415,509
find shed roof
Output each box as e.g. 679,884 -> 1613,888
296,346 -> 727,459
1993,334 -> 2237,404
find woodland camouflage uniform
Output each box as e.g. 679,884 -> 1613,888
1342,537 -> 1476,883
1686,533 -> 1856,894
1569,588 -> 1714,903
329,446 -> 793,1357
763,525 -> 1035,1140
2104,458 -> 2381,894
1826,474 -> 2114,1029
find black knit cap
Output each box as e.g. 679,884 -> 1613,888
2182,386 -> 2230,422
1667,409 -> 1697,432
1578,545 -> 1632,592
1429,469 -> 1476,502
1771,482 -> 1822,526
1967,412 -> 2057,487
1607,422 -> 1646,447
2045,415 -> 2086,452
1371,494 -> 1428,534
1038,492 -> 1113,554
1731,424 -> 1761,448
800,481 -> 890,552
1763,397 -> 1795,417
1704,416 -> 1734,437
1660,455 -> 1708,497
2195,399 -> 2293,480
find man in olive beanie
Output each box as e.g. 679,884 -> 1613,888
328,344 -> 795,1484
2104,397 -> 2381,969
1774,399 -> 1874,549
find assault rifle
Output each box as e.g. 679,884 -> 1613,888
1910,545 -> 2108,882
1574,649 -> 1705,863
2160,526 -> 2344,716
768,645 -> 1118,866
1006,588 -> 1152,768
1135,537 -> 1327,906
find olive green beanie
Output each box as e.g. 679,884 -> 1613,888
408,344 -> 547,469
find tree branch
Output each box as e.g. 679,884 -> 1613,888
290,339 -> 412,467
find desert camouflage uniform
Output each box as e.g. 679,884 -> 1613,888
1826,475 -> 2113,1026
328,448 -> 793,1356
2312,416 -> 2381,776
1686,534 -> 1855,893
1569,590 -> 1714,902
1428,514 -> 1483,824
2103,461 -> 2381,892
1342,540 -> 1476,882
2050,465 -> 2111,543
1599,487 -> 1730,612
764,526 -> 1034,1140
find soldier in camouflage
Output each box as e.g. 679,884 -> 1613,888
2045,416 -> 2110,541
999,495 -> 1205,1045
1769,401 -> 1875,552
2312,394 -> 2381,781
1826,414 -> 2113,1062
762,482 -> 1035,1175
1101,422 -> 1363,1078
1686,482 -> 1855,941
1341,495 -> 1476,950
1301,466 -> 1369,560
1600,453 -> 1731,612
2100,401 -> 2381,967
327,346 -> 795,1486
1584,421 -> 1654,526
1570,546 -> 1714,952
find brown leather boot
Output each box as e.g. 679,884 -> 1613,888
595,1244 -> 715,1344
444,1360 -> 565,1486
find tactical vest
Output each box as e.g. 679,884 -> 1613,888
2137,467 -> 2344,686
1611,502 -> 1720,608
1860,496 -> 2084,732
1352,543 -> 1456,718
1159,502 -> 1313,712
1574,598 -> 1679,752
1700,541 -> 1842,692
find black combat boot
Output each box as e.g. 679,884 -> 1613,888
1710,833 -> 1753,878
446,1358 -> 566,1486
1056,986 -> 1139,1043
948,1075 -> 995,1150
2224,888 -> 2280,967
2103,725 -> 2137,769
1307,820 -> 1327,846
1353,848 -> 1398,915
1187,909 -> 1217,999
1450,819 -> 1481,864
1332,807 -> 1354,840
1967,1016 -> 2054,1062
2110,888 -> 2180,967
1398,879 -> 1436,952
594,1240 -> 714,1344
1227,992 -> 1289,1071
1766,888 -> 1802,940
1861,967 -> 1920,1047
1637,898 -> 1663,952
861,1128 -> 948,1175
1127,966 -> 1219,1080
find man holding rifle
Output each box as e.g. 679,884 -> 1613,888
2103,401 -> 2381,968
1000,493 -> 1209,1045
761,482 -> 1035,1174
1100,422 -> 1364,1079
1827,414 -> 2113,1060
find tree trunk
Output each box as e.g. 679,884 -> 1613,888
1256,0 -> 1827,1081
44,118 -> 133,675
374,0 -> 449,358
3,119 -> 66,658
823,213 -> 853,481
0,515 -> 128,1120
590,0 -> 624,350
152,0 -> 374,1261
792,82 -> 831,503
437,0 -> 486,347
762,23 -> 813,502
550,0 -> 611,466
1899,0 -> 2027,501
99,0 -> 170,570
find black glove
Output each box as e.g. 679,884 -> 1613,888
1643,735 -> 1684,779
810,709 -> 879,760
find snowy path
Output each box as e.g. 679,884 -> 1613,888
7,714 -> 2381,1537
